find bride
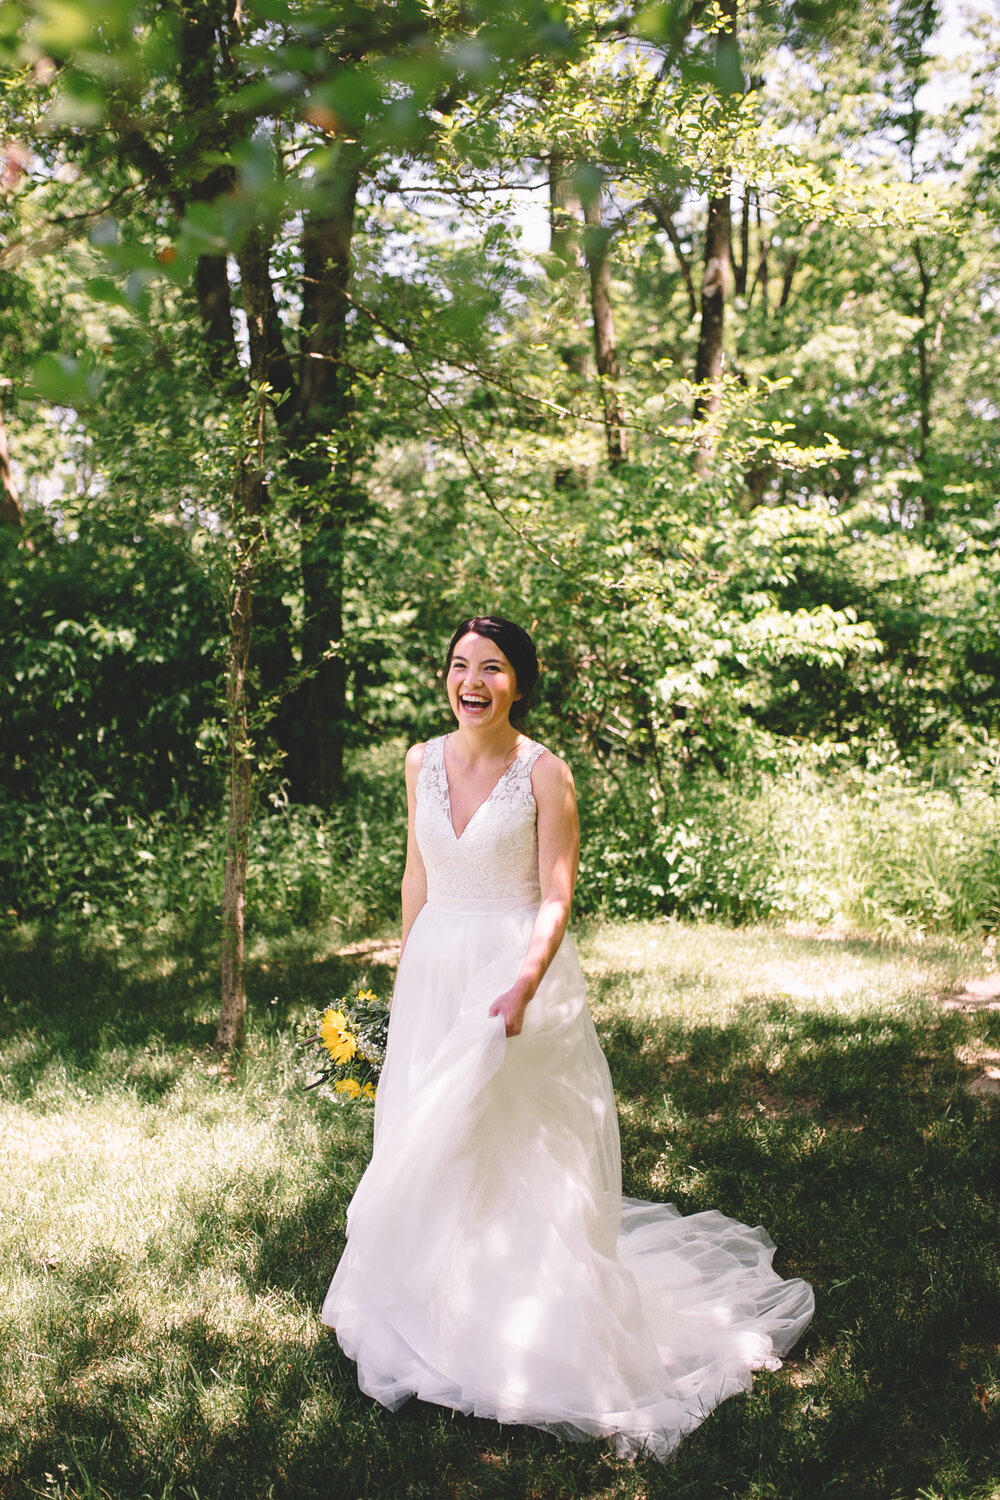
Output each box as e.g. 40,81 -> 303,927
322,615 -> 814,1461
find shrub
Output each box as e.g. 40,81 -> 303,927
0,746 -> 408,942
575,753 -> 1000,937
3,740 -> 997,943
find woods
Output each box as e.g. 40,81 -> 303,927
1,0 -> 999,1036
3,8 -> 1000,1497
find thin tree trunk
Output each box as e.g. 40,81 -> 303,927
778,250 -> 798,310
693,187 -> 731,419
216,389 -> 266,1052
776,220 -> 816,311
548,153 -> 578,267
214,227 -> 278,1052
743,464 -> 771,508
913,239 -> 933,466
692,0 -> 736,463
751,192 -> 769,316
166,0 -> 263,1051
648,194 -> 697,320
0,384 -> 29,540
734,185 -> 750,297
548,154 -> 589,376
583,193 -> 626,468
283,145 -> 362,805
194,251 -> 237,381
176,0 -> 239,381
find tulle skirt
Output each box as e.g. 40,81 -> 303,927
322,896 -> 814,1461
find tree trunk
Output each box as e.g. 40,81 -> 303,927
194,251 -> 237,381
214,226 -> 279,1052
0,385 -> 29,539
693,184 -> 731,423
283,146 -> 362,804
241,230 -> 295,406
693,0 -> 737,466
163,0 -> 264,1051
913,239 -> 933,465
648,194 -> 697,320
548,154 -> 589,376
176,0 -> 239,381
216,389 -> 266,1052
734,185 -> 750,297
778,250 -> 798,310
751,192 -> 769,316
583,193 -> 626,468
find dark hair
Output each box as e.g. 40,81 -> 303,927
445,616 -> 540,724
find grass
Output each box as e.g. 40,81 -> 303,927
1,915 -> 998,1500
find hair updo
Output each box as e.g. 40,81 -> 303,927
445,616 -> 540,725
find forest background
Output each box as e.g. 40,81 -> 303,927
3,5 -> 1000,1497
1,0 -> 999,1043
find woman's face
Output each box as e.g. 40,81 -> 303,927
446,632 -> 521,730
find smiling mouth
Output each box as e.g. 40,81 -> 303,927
459,694 -> 490,711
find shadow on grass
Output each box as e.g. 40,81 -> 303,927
0,921 -> 398,1104
7,1222 -> 618,1499
9,1148 -> 998,1500
3,923 -> 999,1499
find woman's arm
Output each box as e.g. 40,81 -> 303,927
488,751 -> 579,1037
399,743 -> 428,958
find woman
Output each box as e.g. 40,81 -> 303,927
322,616 -> 813,1461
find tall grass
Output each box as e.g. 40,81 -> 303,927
0,751 -> 407,941
576,760 -> 1000,937
2,916 -> 998,1499
2,745 -> 999,947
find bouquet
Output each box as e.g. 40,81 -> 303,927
297,987 -> 389,1102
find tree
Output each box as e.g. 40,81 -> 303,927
3,0 -> 998,1006
693,0 -> 738,460
1,0 -> 593,1045
583,184 -> 627,466
0,382 -> 28,536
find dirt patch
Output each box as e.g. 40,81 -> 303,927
335,937 -> 401,967
964,1068 -> 1000,1100
941,975 -> 1000,1013
944,975 -> 1000,1100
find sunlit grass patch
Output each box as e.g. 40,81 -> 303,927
1,917 -> 998,1499
579,918 -> 976,1016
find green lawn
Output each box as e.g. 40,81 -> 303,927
1,918 -> 998,1500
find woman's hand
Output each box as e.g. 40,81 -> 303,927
488,986 -> 532,1038
488,752 -> 579,1040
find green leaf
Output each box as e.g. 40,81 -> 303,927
713,36 -> 744,96
85,275 -> 129,308
308,66 -> 384,130
31,353 -> 104,406
571,162 -> 604,210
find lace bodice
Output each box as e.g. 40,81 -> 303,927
415,735 -> 546,904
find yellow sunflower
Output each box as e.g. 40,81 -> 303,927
334,1077 -> 363,1099
319,1008 -> 357,1065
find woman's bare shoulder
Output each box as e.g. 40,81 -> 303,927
404,741 -> 428,781
406,737 -> 447,784
528,743 -> 576,798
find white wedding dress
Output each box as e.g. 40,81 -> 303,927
322,736 -> 814,1460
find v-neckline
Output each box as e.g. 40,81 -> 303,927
442,735 -> 527,841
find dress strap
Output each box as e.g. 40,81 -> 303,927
520,739 -> 546,775
416,735 -> 449,808
419,733 -> 544,800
